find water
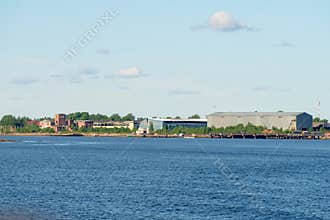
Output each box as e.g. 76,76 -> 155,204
0,137 -> 329,219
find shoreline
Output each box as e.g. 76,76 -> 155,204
0,132 -> 329,140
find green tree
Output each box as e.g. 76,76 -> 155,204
314,117 -> 328,123
0,115 -> 17,128
67,112 -> 89,121
122,113 -> 135,121
149,122 -> 154,133
188,114 -> 201,119
89,114 -> 109,122
110,113 -> 121,122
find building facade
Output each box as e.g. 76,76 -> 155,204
77,120 -> 94,129
55,114 -> 67,126
207,112 -> 313,131
39,119 -> 54,129
313,122 -> 330,131
27,120 -> 40,126
138,118 -> 207,134
93,121 -> 136,130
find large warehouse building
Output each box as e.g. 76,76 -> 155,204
207,112 -> 313,131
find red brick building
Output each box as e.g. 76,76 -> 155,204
27,120 -> 40,126
55,114 -> 67,126
77,120 -> 94,129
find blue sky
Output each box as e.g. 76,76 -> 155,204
2,0 -> 330,119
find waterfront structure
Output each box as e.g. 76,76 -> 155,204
325,132 -> 330,139
207,112 -> 313,131
138,118 -> 207,134
27,120 -> 40,126
39,119 -> 54,129
53,114 -> 71,132
55,114 -> 67,126
77,120 -> 94,129
93,121 -> 136,130
313,121 -> 330,131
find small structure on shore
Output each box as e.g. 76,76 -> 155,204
0,139 -> 15,142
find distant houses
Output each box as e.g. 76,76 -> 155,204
35,114 -> 138,132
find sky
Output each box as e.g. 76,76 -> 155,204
1,0 -> 330,119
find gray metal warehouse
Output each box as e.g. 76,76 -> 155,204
207,112 -> 313,131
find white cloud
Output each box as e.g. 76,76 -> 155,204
191,11 -> 255,32
116,67 -> 144,78
209,11 -> 251,32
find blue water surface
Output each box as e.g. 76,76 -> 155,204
0,136 -> 329,219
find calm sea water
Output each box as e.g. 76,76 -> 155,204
0,136 -> 329,220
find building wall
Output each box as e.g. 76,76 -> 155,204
27,120 -> 40,126
93,121 -> 135,130
296,113 -> 313,131
163,121 -> 207,130
40,120 -> 53,129
77,120 -> 94,128
55,114 -> 66,126
207,113 -> 313,131
138,119 -> 207,133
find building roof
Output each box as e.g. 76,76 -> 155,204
207,112 -> 311,117
149,118 -> 207,122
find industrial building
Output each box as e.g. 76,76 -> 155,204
138,118 -> 207,134
77,120 -> 94,129
93,121 -> 137,130
313,121 -> 330,131
207,112 -> 313,131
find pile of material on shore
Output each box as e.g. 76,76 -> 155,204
0,139 -> 15,142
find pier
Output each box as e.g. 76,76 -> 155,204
209,133 -> 324,140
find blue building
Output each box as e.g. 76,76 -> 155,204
138,118 -> 207,133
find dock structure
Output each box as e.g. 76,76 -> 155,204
209,133 -> 323,140
137,133 -> 324,140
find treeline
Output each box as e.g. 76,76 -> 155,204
67,112 -> 135,122
163,114 -> 201,119
313,117 -> 328,123
0,115 -> 29,129
0,115 -> 55,133
154,123 -> 291,135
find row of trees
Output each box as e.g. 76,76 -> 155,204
0,115 -> 30,129
153,123 -> 291,135
313,117 -> 329,123
161,114 -> 201,120
67,112 -> 135,122
0,115 -> 55,133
